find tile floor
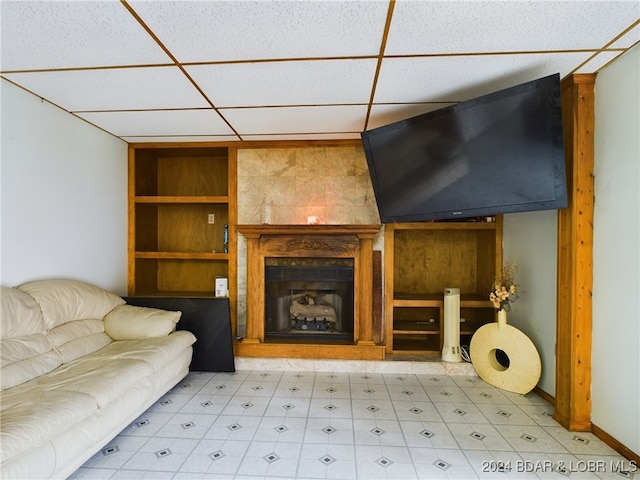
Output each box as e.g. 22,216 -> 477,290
70,367 -> 636,480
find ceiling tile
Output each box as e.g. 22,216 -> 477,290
1,0 -> 636,142
129,0 -> 389,62
386,1 -> 640,55
374,52 -> 592,104
186,59 -> 377,108
574,51 -> 626,74
609,24 -> 640,48
121,136 -> 240,144
367,103 -> 455,131
240,133 -> 361,141
0,1 -> 171,71
3,67 -> 209,111
222,105 -> 368,136
76,110 -> 235,137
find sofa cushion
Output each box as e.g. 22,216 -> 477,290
0,287 -> 62,390
104,304 -> 181,340
97,331 -> 196,374
16,279 -> 123,362
0,330 -> 196,464
16,279 -> 125,330
0,387 -> 98,462
48,319 -> 112,364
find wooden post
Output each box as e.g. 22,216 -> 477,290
554,74 -> 595,431
243,233 -> 263,343
357,234 -> 375,345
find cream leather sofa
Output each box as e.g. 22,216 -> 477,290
0,279 -> 196,479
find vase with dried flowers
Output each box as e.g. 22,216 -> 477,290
490,260 -> 519,328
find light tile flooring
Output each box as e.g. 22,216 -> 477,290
70,368 -> 636,480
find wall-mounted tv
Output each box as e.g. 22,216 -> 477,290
361,73 -> 567,223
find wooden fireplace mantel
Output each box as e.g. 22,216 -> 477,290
235,224 -> 385,360
236,224 -> 382,238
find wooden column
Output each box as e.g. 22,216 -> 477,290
242,232 -> 263,344
356,233 -> 375,345
554,74 -> 596,431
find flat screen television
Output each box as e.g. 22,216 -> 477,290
361,73 -> 567,223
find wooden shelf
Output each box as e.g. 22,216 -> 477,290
384,218 -> 503,356
393,293 -> 492,307
393,297 -> 442,308
393,319 -> 439,334
134,252 -> 229,260
135,196 -> 229,204
128,144 -> 237,334
127,289 -> 220,298
390,221 -> 499,231
392,335 -> 441,353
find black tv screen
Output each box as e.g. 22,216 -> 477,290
361,73 -> 567,223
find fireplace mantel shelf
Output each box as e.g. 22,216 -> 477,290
237,224 -> 382,238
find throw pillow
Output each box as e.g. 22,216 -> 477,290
104,304 -> 181,340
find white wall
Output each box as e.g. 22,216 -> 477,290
1,80 -> 128,294
592,45 -> 640,455
503,210 -> 558,396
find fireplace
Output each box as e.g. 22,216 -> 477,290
236,224 -> 384,360
265,259 -> 354,343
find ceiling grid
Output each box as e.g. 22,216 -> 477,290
1,0 -> 638,142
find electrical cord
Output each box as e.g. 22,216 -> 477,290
461,345 -> 471,363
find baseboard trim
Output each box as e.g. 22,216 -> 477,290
591,423 -> 640,464
533,386 -> 555,405
531,388 -> 639,463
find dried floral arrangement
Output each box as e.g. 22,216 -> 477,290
490,260 -> 519,311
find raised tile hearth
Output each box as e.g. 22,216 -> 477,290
234,356 -> 477,375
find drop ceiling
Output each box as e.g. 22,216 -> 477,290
1,1 -> 638,143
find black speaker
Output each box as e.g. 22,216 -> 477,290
122,297 -> 235,372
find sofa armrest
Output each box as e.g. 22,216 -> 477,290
104,304 -> 181,340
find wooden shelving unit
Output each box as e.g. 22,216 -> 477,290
127,145 -> 237,317
384,218 -> 503,355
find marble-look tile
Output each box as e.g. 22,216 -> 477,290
295,176 -> 326,205
264,148 -> 298,177
326,176 -> 357,205
237,149 -> 268,177
296,147 -> 331,177
233,357 -> 479,377
327,147 -> 358,177
324,204 -> 356,224
355,175 -> 377,205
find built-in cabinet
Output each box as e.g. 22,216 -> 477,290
127,145 -> 237,323
384,218 -> 503,355
127,142 -> 502,357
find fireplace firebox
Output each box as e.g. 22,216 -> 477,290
265,259 -> 354,343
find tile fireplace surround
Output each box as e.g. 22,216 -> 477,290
236,225 -> 385,361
